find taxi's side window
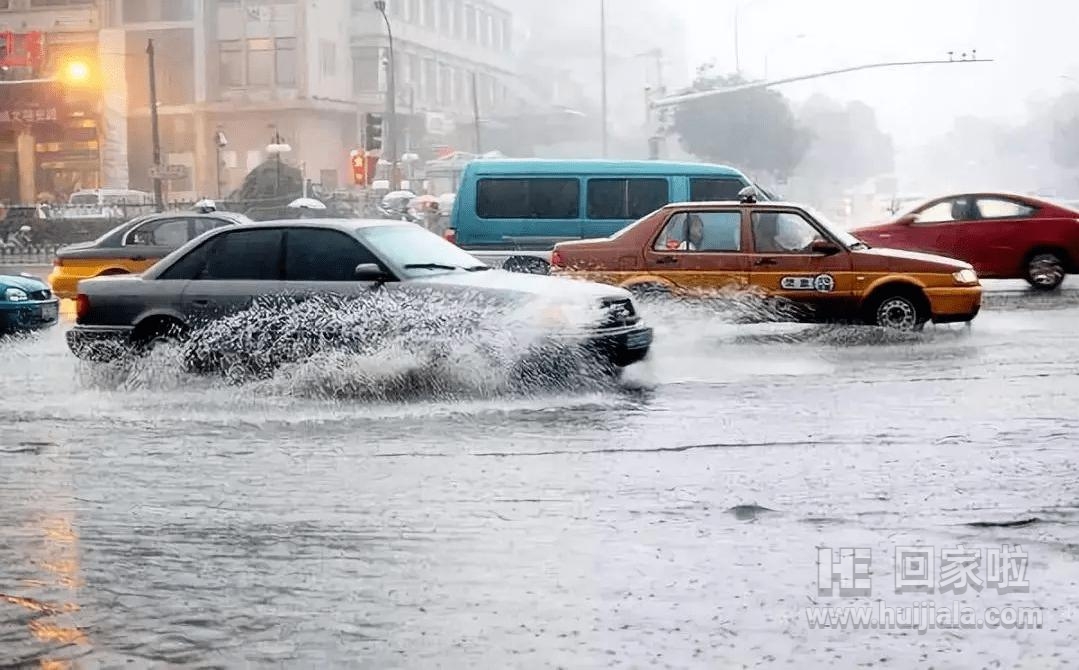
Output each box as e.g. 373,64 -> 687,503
653,211 -> 741,252
751,212 -> 824,254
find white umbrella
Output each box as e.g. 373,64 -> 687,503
288,197 -> 326,210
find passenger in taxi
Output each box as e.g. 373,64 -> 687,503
676,214 -> 705,250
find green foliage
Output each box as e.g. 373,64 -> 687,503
671,64 -> 810,179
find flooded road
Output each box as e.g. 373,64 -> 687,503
2,290 -> 1079,667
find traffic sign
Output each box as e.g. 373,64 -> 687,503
149,164 -> 189,180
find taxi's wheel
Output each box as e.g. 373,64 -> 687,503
627,283 -> 671,299
1025,252 -> 1066,291
867,292 -> 927,331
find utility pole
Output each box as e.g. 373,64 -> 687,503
471,71 -> 482,153
599,0 -> 608,157
374,1 -> 399,190
146,39 -> 164,212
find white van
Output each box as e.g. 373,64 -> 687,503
62,189 -> 155,219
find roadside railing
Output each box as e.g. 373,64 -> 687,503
0,194 -> 368,253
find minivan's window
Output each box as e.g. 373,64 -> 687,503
285,228 -> 378,281
476,178 -> 579,219
690,178 -> 748,202
202,229 -> 283,280
587,178 -> 669,220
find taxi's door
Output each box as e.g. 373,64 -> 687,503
746,210 -> 855,320
641,209 -> 750,293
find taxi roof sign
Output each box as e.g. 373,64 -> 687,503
738,185 -> 759,204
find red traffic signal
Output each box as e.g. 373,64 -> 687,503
350,151 -> 366,185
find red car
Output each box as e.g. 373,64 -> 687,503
854,193 -> 1079,290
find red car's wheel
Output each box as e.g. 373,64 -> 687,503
1025,252 -> 1066,291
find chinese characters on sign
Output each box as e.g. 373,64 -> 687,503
817,544 -> 1029,597
0,108 -> 58,124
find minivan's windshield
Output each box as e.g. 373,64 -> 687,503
360,224 -> 488,276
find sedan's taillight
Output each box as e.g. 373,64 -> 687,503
443,228 -> 456,245
550,249 -> 564,268
52,257 -> 64,267
75,294 -> 90,321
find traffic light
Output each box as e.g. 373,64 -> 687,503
350,150 -> 366,186
364,112 -> 383,151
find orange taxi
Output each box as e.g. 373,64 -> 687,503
550,189 -> 982,330
48,205 -> 250,299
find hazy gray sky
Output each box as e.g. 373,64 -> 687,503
679,0 -> 1079,148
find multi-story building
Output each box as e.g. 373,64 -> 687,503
501,0 -> 689,157
0,0 -> 99,203
0,0 -> 519,203
349,0 -> 515,159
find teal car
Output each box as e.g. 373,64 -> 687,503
0,273 -> 59,334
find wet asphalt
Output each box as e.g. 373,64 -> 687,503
1,277 -> 1078,668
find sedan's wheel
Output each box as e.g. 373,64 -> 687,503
872,294 -> 924,331
1026,253 -> 1066,291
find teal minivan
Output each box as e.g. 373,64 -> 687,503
446,159 -> 760,252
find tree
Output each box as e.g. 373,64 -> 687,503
1050,92 -> 1079,169
669,64 -> 809,180
795,95 -> 894,189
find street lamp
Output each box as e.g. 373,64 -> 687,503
374,0 -> 400,190
266,128 -> 292,194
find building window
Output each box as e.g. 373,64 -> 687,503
121,0 -> 192,21
409,53 -> 421,91
440,0 -> 451,35
353,47 -> 380,93
247,38 -> 274,86
464,4 -> 476,42
501,17 -> 510,51
423,58 -> 437,101
319,39 -> 336,77
453,69 -> 464,106
407,0 -> 418,22
439,64 -> 451,105
219,40 -> 244,87
220,37 -> 295,89
30,0 -> 93,6
275,37 -> 296,86
452,0 -> 463,38
422,0 -> 434,27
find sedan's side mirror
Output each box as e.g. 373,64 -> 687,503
354,263 -> 389,281
810,240 -> 842,255
897,213 -> 919,226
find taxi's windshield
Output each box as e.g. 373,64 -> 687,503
806,207 -> 868,249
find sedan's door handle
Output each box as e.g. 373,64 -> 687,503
655,256 -> 678,265
131,255 -> 146,261
192,299 -> 210,307
755,257 -> 778,266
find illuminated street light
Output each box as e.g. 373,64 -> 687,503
59,59 -> 91,86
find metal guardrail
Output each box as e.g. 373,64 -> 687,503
0,195 -> 368,249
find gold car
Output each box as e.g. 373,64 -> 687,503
49,210 -> 250,299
